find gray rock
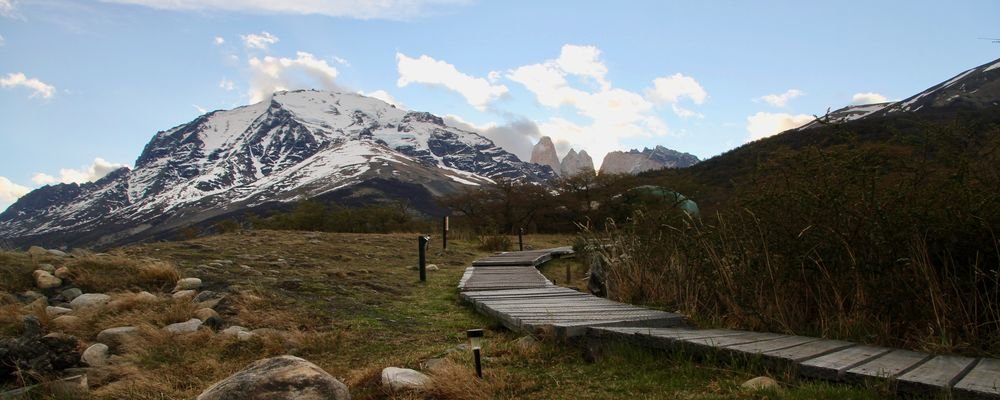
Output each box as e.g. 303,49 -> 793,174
221,326 -> 249,336
70,293 -> 110,310
54,266 -> 72,279
173,290 -> 197,301
174,277 -> 203,291
193,290 -> 218,303
741,376 -> 780,391
50,315 -> 83,330
47,249 -> 68,257
196,355 -> 350,400
22,296 -> 47,311
37,263 -> 56,273
18,290 -> 45,303
420,358 -> 448,373
164,318 -> 203,334
194,308 -> 219,321
96,326 -> 139,352
135,291 -> 158,303
46,306 -> 73,317
33,270 -> 62,289
81,343 -> 109,367
381,367 -> 431,391
61,288 -> 83,301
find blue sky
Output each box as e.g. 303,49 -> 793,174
1,0 -> 998,211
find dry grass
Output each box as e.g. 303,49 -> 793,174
69,258 -> 180,293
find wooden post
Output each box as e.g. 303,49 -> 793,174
418,236 -> 429,282
518,227 -> 524,251
442,216 -> 449,251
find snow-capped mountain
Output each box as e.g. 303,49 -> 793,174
0,90 -> 555,248
800,57 -> 1000,130
599,146 -> 700,175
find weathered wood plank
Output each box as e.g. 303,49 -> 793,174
845,349 -> 931,381
762,339 -> 855,363
681,332 -> 786,349
725,335 -> 820,355
799,345 -> 891,381
897,355 -> 977,394
953,358 -> 1000,399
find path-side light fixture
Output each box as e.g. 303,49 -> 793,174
467,329 -> 484,378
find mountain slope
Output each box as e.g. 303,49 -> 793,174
0,90 -> 554,248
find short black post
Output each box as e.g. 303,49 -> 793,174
518,227 -> 524,251
442,216 -> 449,251
473,348 -> 482,378
418,235 -> 429,282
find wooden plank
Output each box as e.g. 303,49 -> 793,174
799,345 -> 891,381
681,332 -> 786,349
897,355 -> 977,394
954,358 -> 1000,399
845,349 -> 931,381
762,339 -> 855,363
725,335 -> 820,355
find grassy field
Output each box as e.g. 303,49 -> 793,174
1,231 -> 887,399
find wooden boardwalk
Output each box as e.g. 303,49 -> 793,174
458,248 -> 1000,399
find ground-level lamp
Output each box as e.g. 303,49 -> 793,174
467,329 -> 484,378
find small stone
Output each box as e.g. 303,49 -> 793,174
741,376 -> 780,391
135,291 -> 158,303
164,318 -> 203,334
194,308 -> 219,321
54,266 -> 72,279
61,288 -> 83,301
82,343 -> 110,367
46,306 -> 73,317
192,290 -> 218,303
96,326 -> 139,352
196,355 -> 350,400
38,263 -> 56,273
426,264 -> 439,271
70,293 -> 111,310
33,269 -> 62,289
45,374 -> 89,399
421,358 -> 448,373
23,296 -> 48,310
221,326 -> 249,336
173,290 -> 197,301
174,277 -> 203,291
515,335 -> 540,351
47,249 -> 68,257
51,315 -> 83,330
381,367 -> 431,391
237,331 -> 255,341
28,245 -> 48,256
19,290 -> 45,303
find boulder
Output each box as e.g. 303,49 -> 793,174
61,288 -> 83,301
196,355 -> 350,400
50,315 -> 83,330
81,343 -> 109,367
174,277 -> 202,291
381,367 -> 431,391
27,246 -> 47,257
37,263 -> 56,273
193,290 -> 219,303
741,376 -> 780,391
70,293 -> 110,310
54,266 -> 72,279
173,290 -> 197,301
136,291 -> 159,303
46,306 -> 73,317
194,308 -> 219,321
23,296 -> 47,311
33,270 -> 62,289
47,249 -> 68,257
164,318 -> 203,334
96,326 -> 139,352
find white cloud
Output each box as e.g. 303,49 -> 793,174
359,89 -> 403,108
103,0 -> 471,20
247,51 -> 339,103
193,104 -> 207,114
30,158 -> 127,186
0,0 -> 15,17
0,176 -> 30,208
332,56 -> 350,67
396,52 -> 508,111
671,104 -> 703,119
443,114 -> 497,132
506,44 -> 682,167
754,89 -> 804,107
218,78 -> 234,91
240,31 -> 278,50
0,34 -> 5,46
746,112 -> 813,141
646,73 -> 707,105
1,72 -> 56,99
214,36 -> 225,45
851,92 -> 889,105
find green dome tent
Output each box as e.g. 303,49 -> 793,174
615,185 -> 700,218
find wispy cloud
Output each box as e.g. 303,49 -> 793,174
30,158 -> 128,186
746,112 -> 812,141
754,89 -> 804,107
851,92 -> 889,105
1,72 -> 56,98
214,36 -> 225,45
396,52 -> 508,111
248,51 -> 339,102
241,31 -> 278,50
101,0 -> 472,20
218,78 -> 234,91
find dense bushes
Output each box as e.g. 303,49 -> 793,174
585,118 -> 1000,356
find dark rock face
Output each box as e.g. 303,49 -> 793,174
196,355 -> 350,400
0,316 -> 81,381
0,90 -> 554,248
